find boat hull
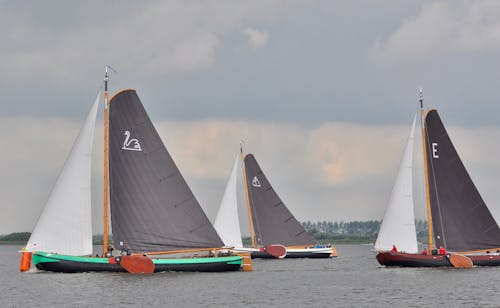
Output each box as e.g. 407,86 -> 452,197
282,248 -> 333,259
468,255 -> 500,266
235,247 -> 333,259
377,251 -> 500,267
376,251 -> 451,267
32,252 -> 242,273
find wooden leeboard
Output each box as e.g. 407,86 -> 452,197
448,253 -> 473,268
119,255 -> 155,274
266,245 -> 287,259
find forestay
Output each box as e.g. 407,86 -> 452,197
375,114 -> 418,253
214,155 -> 243,247
26,92 -> 100,256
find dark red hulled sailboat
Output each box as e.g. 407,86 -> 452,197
376,89 -> 500,268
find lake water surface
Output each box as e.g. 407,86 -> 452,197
1,244 -> 499,307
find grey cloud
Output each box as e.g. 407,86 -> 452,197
2,115 -> 500,234
369,1 -> 500,64
2,1 -> 500,234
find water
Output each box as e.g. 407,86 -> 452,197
2,244 -> 500,307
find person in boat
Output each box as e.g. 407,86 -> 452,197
422,248 -> 428,255
105,245 -> 114,258
391,245 -> 397,252
120,242 -> 130,256
438,246 -> 446,255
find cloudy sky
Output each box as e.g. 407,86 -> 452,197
2,0 -> 500,234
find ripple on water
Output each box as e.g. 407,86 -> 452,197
2,245 -> 500,307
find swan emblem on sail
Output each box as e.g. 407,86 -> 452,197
122,130 -> 142,151
252,176 -> 261,188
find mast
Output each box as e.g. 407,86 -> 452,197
240,142 -> 256,248
103,66 -> 111,256
419,88 -> 434,252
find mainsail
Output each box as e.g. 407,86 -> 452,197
108,89 -> 223,253
26,92 -> 100,256
214,155 -> 243,247
425,110 -> 500,252
375,114 -> 418,253
243,154 -> 315,246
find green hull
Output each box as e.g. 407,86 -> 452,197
32,252 -> 242,273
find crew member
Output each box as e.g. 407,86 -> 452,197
438,246 -> 446,255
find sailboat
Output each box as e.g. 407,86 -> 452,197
376,90 -> 500,267
19,69 -> 246,273
214,147 -> 336,259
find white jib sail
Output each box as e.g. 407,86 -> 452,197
26,92 -> 100,256
375,113 -> 418,253
214,155 -> 243,247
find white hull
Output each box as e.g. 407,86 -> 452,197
230,246 -> 334,258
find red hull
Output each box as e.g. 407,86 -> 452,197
376,251 -> 451,267
468,254 -> 500,266
377,251 -> 500,267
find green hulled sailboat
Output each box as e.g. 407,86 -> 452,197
20,69 -> 246,273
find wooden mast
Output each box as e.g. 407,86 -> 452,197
240,142 -> 257,248
103,67 -> 110,256
419,88 -> 434,253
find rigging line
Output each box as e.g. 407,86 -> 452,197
249,182 -> 263,245
241,150 -> 257,247
425,121 -> 447,249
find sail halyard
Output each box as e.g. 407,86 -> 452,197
103,68 -> 110,256
423,110 -> 443,249
241,147 -> 257,248
214,154 -> 243,247
374,114 -> 418,253
26,92 -> 100,256
419,91 -> 435,252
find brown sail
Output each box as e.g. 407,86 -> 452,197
243,154 -> 315,247
108,89 -> 223,253
424,109 -> 500,252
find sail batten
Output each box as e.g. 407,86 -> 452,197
425,110 -> 500,251
109,90 -> 223,253
26,93 -> 100,256
375,114 -> 418,253
243,154 -> 315,246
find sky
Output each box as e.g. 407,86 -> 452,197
2,0 -> 500,234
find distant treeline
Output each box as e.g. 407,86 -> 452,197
0,232 -> 31,242
302,220 -> 429,244
1,220 -> 430,245
0,233 -> 111,245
